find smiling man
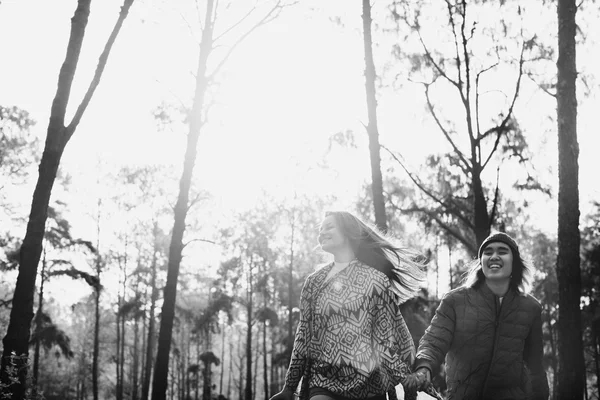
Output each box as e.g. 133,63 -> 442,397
410,232 -> 549,400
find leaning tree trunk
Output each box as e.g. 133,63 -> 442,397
362,0 -> 387,232
556,0 -> 585,399
0,1 -> 133,397
151,2 -> 214,399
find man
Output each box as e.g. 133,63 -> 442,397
411,232 -> 549,400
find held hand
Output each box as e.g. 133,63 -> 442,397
414,368 -> 431,390
402,372 -> 421,392
269,388 -> 295,400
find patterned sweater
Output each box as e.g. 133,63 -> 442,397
283,260 -> 415,398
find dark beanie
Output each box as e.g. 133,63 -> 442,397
478,232 -> 520,259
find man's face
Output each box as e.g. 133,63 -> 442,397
481,242 -> 513,283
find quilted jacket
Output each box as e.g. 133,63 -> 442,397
415,283 -> 549,400
283,260 -> 415,399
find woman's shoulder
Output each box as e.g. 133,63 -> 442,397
354,260 -> 389,284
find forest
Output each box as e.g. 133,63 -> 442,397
0,0 -> 598,399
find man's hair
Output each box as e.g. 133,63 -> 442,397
461,237 -> 532,294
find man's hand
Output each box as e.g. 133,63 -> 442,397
269,388 -> 295,400
403,368 -> 431,392
414,368 -> 431,390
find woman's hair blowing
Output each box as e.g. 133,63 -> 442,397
325,211 -> 427,304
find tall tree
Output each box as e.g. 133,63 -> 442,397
388,0 -> 544,252
555,0 -> 584,398
0,0 -> 134,396
151,1 -> 290,399
362,0 -> 387,232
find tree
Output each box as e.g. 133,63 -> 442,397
555,0 -> 584,398
0,0 -> 135,396
151,1 -> 292,399
362,0 -> 387,232
388,0 -> 546,253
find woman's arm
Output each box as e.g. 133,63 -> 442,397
371,282 -> 414,388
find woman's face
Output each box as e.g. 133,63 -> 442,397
481,242 -> 513,283
318,215 -> 348,255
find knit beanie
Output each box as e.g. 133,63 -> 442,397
478,232 -> 520,259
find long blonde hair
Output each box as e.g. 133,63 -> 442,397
325,211 -> 427,303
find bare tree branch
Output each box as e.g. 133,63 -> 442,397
480,37 -> 526,171
416,29 -> 460,90
208,1 -> 294,82
488,166 -> 501,230
67,0 -> 135,136
445,0 -> 464,91
381,144 -> 473,229
183,238 -> 218,249
525,72 -> 557,98
458,0 -> 476,143
424,84 -> 471,174
389,202 -> 476,255
212,4 -> 256,44
475,62 -> 499,137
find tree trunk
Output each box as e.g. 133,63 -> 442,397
151,2 -> 215,398
361,0 -> 387,232
556,1 -> 585,399
219,324 -> 226,395
32,249 -> 46,395
288,215 -> 295,353
262,321 -> 268,400
245,268 -> 254,400
93,198 -> 102,400
133,311 -> 141,400
0,2 -> 91,395
116,293 -> 122,400
0,0 -> 133,396
227,341 -> 233,400
472,170 -> 491,247
142,225 -> 160,400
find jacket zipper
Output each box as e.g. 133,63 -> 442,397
480,296 -> 503,397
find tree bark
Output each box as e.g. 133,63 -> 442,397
362,0 -> 387,232
151,1 -> 214,398
556,0 -> 585,399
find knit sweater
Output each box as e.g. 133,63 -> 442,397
284,259 -> 414,398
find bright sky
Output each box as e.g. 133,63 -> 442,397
1,0 -> 599,301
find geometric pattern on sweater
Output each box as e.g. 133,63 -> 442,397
284,260 -> 415,399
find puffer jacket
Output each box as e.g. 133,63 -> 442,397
415,283 -> 549,400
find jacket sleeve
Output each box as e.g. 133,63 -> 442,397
523,305 -> 549,400
371,283 -> 414,389
414,293 -> 456,376
283,276 -> 312,392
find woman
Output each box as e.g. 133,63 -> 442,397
270,211 -> 427,400
412,232 -> 549,400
